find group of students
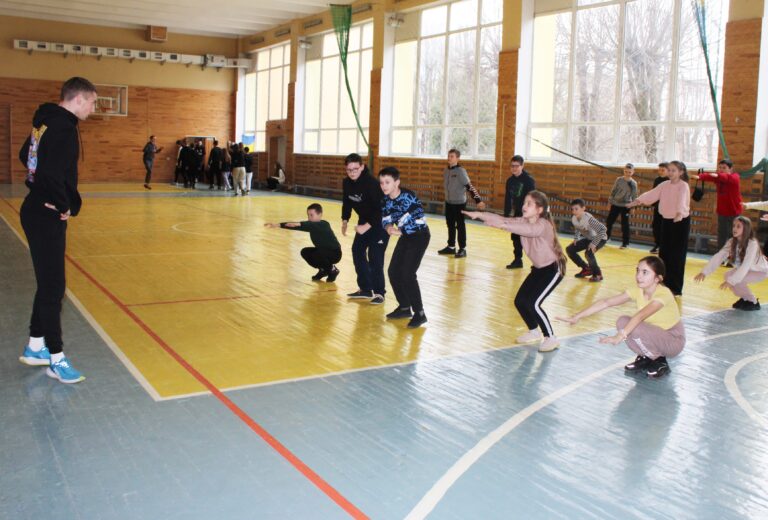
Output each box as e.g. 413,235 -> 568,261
267,151 -> 768,380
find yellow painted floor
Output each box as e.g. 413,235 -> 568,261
2,188 -> 764,398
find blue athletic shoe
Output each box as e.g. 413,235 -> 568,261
19,345 -> 51,366
46,357 -> 85,384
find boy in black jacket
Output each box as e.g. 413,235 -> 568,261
341,153 -> 389,304
265,203 -> 341,282
504,155 -> 536,268
17,77 -> 98,384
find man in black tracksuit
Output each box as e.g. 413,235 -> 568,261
341,153 -> 389,303
17,77 -> 98,384
503,155 -> 536,269
207,140 -> 222,189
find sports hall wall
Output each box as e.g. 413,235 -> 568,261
245,0 -> 767,248
0,15 -> 237,184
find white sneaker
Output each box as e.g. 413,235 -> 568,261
538,336 -> 560,352
516,329 -> 542,343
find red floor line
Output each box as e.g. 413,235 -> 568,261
3,198 -> 368,519
65,256 -> 368,520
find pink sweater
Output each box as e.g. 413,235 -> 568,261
482,214 -> 559,268
635,180 -> 690,219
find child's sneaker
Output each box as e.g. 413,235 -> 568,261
646,357 -> 670,379
624,355 -> 652,372
574,268 -> 592,278
19,345 -> 51,366
437,246 -> 456,255
589,274 -> 603,282
516,329 -> 542,343
326,266 -> 340,283
311,269 -> 329,281
46,357 -> 85,384
538,336 -> 560,352
407,311 -> 427,328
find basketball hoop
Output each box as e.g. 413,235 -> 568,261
91,84 -> 128,118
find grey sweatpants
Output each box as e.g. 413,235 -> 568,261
616,316 -> 685,359
725,270 -> 768,304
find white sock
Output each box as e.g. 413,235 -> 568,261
51,352 -> 65,363
29,337 -> 45,351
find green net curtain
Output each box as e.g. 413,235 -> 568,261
691,0 -> 768,183
330,4 -> 372,169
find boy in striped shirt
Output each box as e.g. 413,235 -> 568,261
566,198 -> 608,282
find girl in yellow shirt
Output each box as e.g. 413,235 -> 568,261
558,256 -> 685,378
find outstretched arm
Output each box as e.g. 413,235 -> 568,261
557,292 -> 630,325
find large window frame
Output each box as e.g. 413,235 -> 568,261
243,42 -> 290,152
526,0 -> 729,167
389,0 -> 502,159
301,22 -> 373,155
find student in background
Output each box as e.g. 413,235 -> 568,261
694,215 -> 767,311
142,135 -> 164,190
437,148 -> 485,258
566,198 -> 608,282
244,147 -> 254,194
267,162 -> 286,191
627,160 -> 691,296
605,163 -> 638,249
503,155 -> 536,269
264,203 -> 341,282
690,159 -> 742,249
558,256 -> 684,379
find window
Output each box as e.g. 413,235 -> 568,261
390,0 -> 502,158
528,0 -> 728,166
302,23 -> 373,154
243,43 -> 290,152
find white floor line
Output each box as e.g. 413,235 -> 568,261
405,325 -> 768,520
1,213 -> 163,401
404,359 -> 630,520
724,352 -> 768,430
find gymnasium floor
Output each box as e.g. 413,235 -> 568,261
1,184 -> 767,519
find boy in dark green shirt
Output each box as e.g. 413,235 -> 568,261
265,203 -> 342,282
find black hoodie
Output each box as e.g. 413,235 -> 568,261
341,167 -> 384,226
19,103 -> 82,216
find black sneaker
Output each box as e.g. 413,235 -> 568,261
732,298 -> 746,309
347,289 -> 373,299
437,246 -> 456,255
646,357 -> 670,378
370,294 -> 385,305
386,307 -> 412,320
326,267 -> 339,283
506,259 -> 523,269
741,299 -> 761,311
407,311 -> 427,328
454,248 -> 467,258
311,269 -> 328,281
624,355 -> 653,372
574,267 -> 592,278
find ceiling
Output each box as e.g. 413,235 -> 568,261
0,0 -> 343,38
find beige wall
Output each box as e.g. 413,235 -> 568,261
0,16 -> 238,91
730,0 -> 765,21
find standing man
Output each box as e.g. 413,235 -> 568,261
691,158 -> 742,250
18,76 -> 97,383
504,155 -> 536,269
437,148 -> 485,258
341,153 -> 389,304
142,135 -> 163,190
207,139 -> 222,190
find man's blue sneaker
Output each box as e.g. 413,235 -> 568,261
19,345 -> 51,366
46,357 -> 85,384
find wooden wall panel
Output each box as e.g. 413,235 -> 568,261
0,104 -> 9,184
0,77 -> 234,184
